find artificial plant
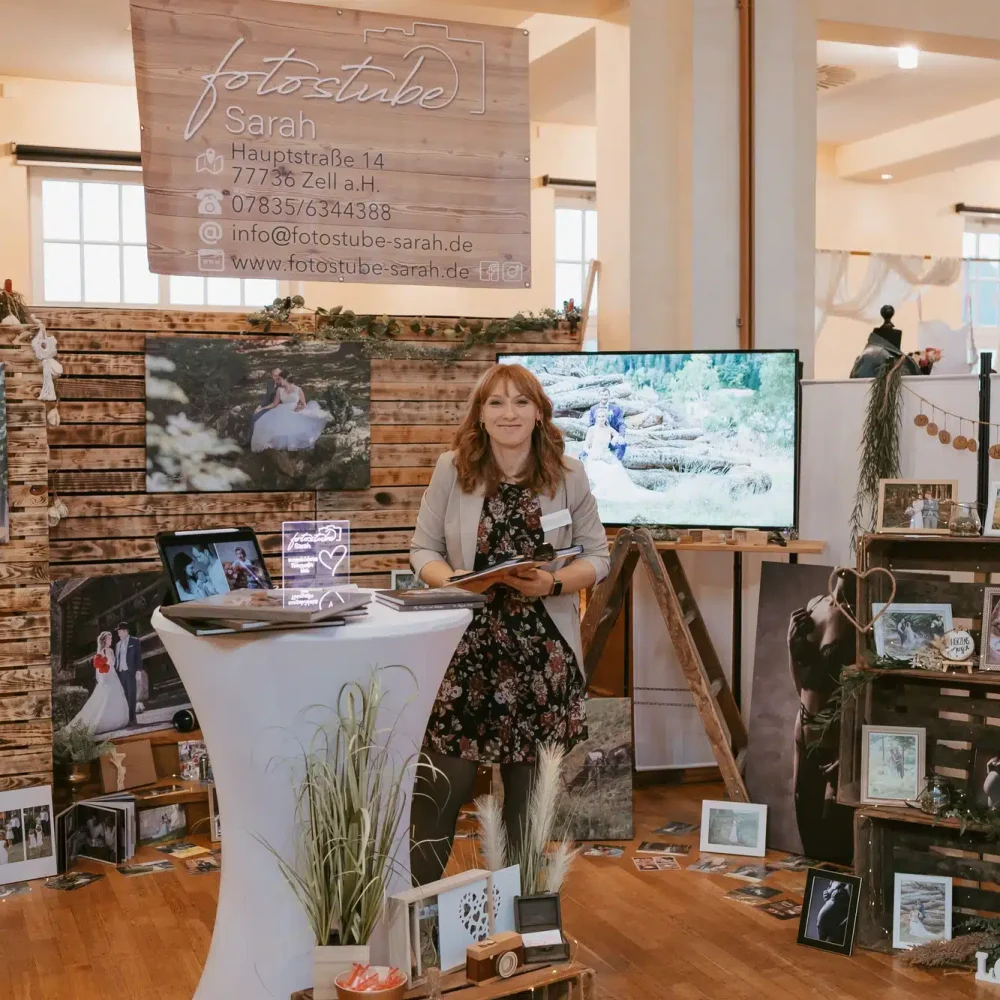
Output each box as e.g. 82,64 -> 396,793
53,722 -> 114,764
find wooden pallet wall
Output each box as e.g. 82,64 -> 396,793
0,333 -> 52,791
30,308 -> 579,589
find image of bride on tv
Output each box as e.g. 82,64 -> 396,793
64,630 -> 129,736
251,370 -> 332,453
581,406 -> 649,501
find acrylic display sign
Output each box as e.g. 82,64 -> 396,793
282,520 -> 350,588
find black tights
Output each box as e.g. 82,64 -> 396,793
410,751 -> 536,887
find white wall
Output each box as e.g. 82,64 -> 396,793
0,76 -> 594,314
815,150 -> 1000,379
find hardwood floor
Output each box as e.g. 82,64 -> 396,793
0,784 -> 979,1000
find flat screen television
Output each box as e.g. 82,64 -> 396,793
498,350 -> 799,529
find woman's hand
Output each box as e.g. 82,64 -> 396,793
787,608 -> 814,658
504,569 -> 554,598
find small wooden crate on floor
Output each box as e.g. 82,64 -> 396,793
291,963 -> 595,1000
855,806 -> 1000,952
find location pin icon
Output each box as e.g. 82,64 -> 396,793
205,148 -> 216,164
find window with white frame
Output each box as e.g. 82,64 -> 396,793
30,169 -> 278,308
963,221 -> 1000,328
554,192 -> 597,317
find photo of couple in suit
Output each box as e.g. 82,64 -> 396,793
51,573 -> 192,741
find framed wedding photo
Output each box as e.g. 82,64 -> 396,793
0,785 -> 58,885
876,479 -> 956,535
893,873 -> 952,950
872,603 -> 953,661
985,482 -> 1000,537
797,868 -> 862,956
699,800 -> 767,857
980,587 -> 1000,671
861,725 -> 926,805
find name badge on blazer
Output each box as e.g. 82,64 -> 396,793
540,508 -> 572,533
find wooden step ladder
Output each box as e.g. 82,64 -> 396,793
582,526 -> 749,802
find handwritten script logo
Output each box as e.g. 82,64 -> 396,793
184,21 -> 487,140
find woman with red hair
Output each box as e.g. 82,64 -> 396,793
409,363 -> 610,885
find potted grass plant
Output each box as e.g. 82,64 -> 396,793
53,722 -> 114,791
260,671 -> 415,1000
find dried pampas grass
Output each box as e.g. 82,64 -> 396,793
899,932 -> 1000,968
473,793 -> 507,874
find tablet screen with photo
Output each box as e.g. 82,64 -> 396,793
157,528 -> 272,603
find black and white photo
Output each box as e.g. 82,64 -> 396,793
797,868 -> 862,956
876,479 -> 956,534
971,746 -> 1000,809
51,572 -> 192,739
76,803 -> 119,865
0,787 -> 57,883
893,873 -> 952,949
700,800 -> 767,857
873,603 -> 953,661
146,336 -> 370,493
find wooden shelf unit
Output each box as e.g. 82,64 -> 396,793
845,534 -> 1000,950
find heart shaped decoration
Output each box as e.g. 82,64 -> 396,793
827,565 -> 897,635
318,545 -> 348,578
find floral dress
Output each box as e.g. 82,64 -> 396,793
423,483 -> 587,764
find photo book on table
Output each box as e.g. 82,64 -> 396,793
159,588 -> 371,624
56,793 -> 137,871
374,588 -> 488,613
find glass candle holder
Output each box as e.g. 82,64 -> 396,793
948,502 -> 982,536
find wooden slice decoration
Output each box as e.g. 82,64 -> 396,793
968,439 -> 979,453
914,414 -> 929,427
927,422 -> 939,436
938,429 -> 952,445
991,443 -> 1000,460
953,435 -> 968,450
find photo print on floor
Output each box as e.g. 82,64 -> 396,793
797,869 -> 862,956
554,697 -> 633,841
745,562 -> 856,865
145,336 -> 370,492
893,873 -> 952,950
51,572 -> 192,740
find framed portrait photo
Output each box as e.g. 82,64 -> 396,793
985,482 -> 1000,537
798,868 -> 862,956
893,873 -> 952,950
970,746 -> 1000,810
876,479 -> 956,535
979,587 -> 1000,672
861,725 -> 926,805
872,603 -> 953,661
699,800 -> 767,857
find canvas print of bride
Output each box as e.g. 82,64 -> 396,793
51,573 -> 192,740
145,336 -> 370,493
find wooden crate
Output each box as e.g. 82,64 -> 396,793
838,667 -> 1000,807
291,963 -> 595,1000
855,806 -> 1000,952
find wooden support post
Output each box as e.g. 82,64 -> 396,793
580,528 -> 637,683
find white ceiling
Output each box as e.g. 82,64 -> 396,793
0,0 -> 534,87
817,40 -> 1000,145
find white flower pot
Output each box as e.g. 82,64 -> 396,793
314,943 -> 370,1000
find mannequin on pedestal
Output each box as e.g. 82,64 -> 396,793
849,305 -> 920,378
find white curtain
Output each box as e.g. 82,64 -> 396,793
815,251 -> 962,336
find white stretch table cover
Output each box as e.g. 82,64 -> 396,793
151,600 -> 472,1000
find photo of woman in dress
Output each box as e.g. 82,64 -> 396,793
580,406 -> 648,504
251,370 -> 332,454
62,630 -> 129,737
408,363 -> 610,885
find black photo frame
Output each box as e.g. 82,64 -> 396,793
797,868 -> 862,956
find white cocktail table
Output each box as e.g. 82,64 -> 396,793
152,599 -> 471,1000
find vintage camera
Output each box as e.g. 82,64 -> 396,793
465,931 -> 524,983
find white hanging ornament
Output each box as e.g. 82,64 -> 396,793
46,407 -> 60,427
1,314 -> 22,327
30,317 -> 62,402
47,497 -> 68,527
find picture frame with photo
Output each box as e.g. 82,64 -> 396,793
979,587 -> 1000,672
892,872 -> 952,950
876,479 -> 956,535
984,482 -> 1000,538
138,803 -> 186,845
798,868 -> 862,956
390,570 -> 427,592
0,786 -> 56,884
872,603 -> 953,662
861,725 -> 926,805
699,800 -> 767,857
970,746 -> 1000,810
208,783 -> 221,843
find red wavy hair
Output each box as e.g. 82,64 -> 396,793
452,363 -> 565,497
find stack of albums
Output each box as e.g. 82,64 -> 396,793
55,794 -> 138,871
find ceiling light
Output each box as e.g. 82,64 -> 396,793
897,46 -> 919,70
881,173 -> 893,181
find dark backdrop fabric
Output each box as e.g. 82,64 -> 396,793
745,562 -> 854,863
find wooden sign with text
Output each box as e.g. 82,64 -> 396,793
130,0 -> 530,287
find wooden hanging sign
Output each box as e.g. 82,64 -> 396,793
129,0 -> 531,287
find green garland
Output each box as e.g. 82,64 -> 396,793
248,297 -> 580,363
850,355 -> 905,552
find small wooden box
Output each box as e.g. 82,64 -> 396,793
466,932 -> 524,983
